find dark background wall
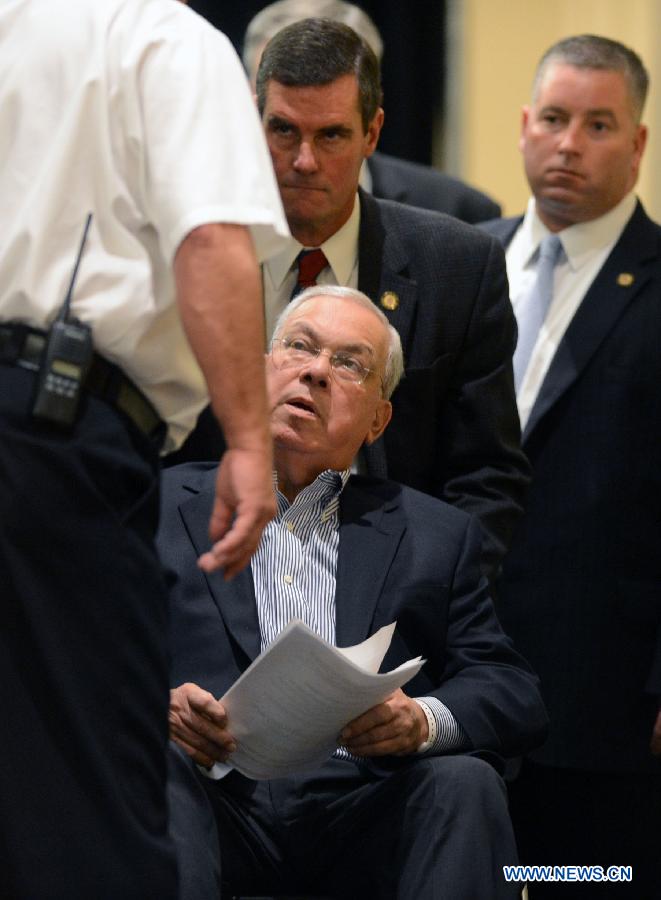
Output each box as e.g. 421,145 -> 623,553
189,1 -> 445,166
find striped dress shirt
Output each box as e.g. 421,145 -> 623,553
252,469 -> 468,757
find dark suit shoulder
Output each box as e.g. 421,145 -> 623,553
368,151 -> 501,224
477,215 -> 523,247
346,473 -> 472,532
372,194 -> 501,254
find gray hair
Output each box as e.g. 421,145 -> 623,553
533,35 -> 649,123
271,285 -> 404,399
243,0 -> 383,77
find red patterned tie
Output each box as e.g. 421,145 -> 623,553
291,248 -> 328,299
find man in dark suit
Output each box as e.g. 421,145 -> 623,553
240,0 -> 501,223
161,285 -> 548,900
480,35 -> 661,896
166,17 -> 528,583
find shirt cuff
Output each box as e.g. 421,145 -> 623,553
413,697 -> 469,754
197,761 -> 233,780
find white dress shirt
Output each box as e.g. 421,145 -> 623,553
0,0 -> 289,450
263,196 -> 360,340
506,193 -> 637,430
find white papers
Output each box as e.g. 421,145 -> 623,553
220,619 -> 424,780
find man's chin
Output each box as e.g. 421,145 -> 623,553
536,190 -> 587,227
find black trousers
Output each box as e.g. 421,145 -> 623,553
168,744 -> 523,900
0,366 -> 177,899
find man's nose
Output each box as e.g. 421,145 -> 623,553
293,140 -> 318,174
557,121 -> 583,155
300,350 -> 331,388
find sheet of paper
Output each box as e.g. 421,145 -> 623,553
220,620 -> 424,780
335,620 -> 395,672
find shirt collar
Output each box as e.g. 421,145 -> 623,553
273,468 -> 351,516
358,158 -> 373,193
265,196 -> 360,291
520,193 -> 637,272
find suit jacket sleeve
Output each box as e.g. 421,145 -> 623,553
431,516 -> 548,756
362,482 -> 548,759
435,234 -> 530,578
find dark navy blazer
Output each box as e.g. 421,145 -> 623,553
367,150 -> 501,224
481,202 -> 661,774
159,464 -> 548,763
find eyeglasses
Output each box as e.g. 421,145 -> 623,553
271,335 -> 375,385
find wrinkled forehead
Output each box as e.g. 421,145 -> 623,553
279,295 -> 388,355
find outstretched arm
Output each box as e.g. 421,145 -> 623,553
174,223 -> 276,579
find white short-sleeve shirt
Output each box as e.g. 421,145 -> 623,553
0,0 -> 289,449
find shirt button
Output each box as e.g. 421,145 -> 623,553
283,574 -> 293,585
286,521 -> 294,532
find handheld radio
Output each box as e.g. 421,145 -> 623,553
32,213 -> 95,428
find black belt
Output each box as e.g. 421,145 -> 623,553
0,322 -> 164,440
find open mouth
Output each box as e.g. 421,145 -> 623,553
287,398 -> 317,415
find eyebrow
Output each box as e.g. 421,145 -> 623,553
540,104 -> 618,123
286,322 -> 375,358
266,115 -> 353,139
266,114 -> 298,131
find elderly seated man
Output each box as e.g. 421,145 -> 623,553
160,285 -> 548,900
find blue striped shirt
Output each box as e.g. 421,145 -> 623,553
252,469 -> 468,756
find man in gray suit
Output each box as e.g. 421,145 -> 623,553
481,35 -> 661,897
168,17 -> 528,584
242,0 -> 501,223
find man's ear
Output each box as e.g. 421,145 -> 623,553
364,398 -> 392,445
364,108 -> 384,159
519,106 -> 530,154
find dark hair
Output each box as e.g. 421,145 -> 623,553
533,35 -> 649,122
256,17 -> 382,132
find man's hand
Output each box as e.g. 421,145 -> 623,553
169,683 -> 236,768
175,223 -> 276,580
339,689 -> 428,757
651,706 -> 661,756
198,446 -> 276,579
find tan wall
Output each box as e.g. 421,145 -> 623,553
443,0 -> 661,219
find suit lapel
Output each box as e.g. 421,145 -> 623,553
334,479 -> 405,647
524,203 -> 658,441
177,475 -> 260,663
357,190 -> 418,353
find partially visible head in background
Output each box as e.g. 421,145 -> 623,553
243,0 -> 383,84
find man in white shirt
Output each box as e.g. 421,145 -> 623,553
0,1 -> 288,897
160,285 -> 548,900
480,35 -> 661,897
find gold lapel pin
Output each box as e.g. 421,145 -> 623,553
617,272 -> 634,287
380,291 -> 399,311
